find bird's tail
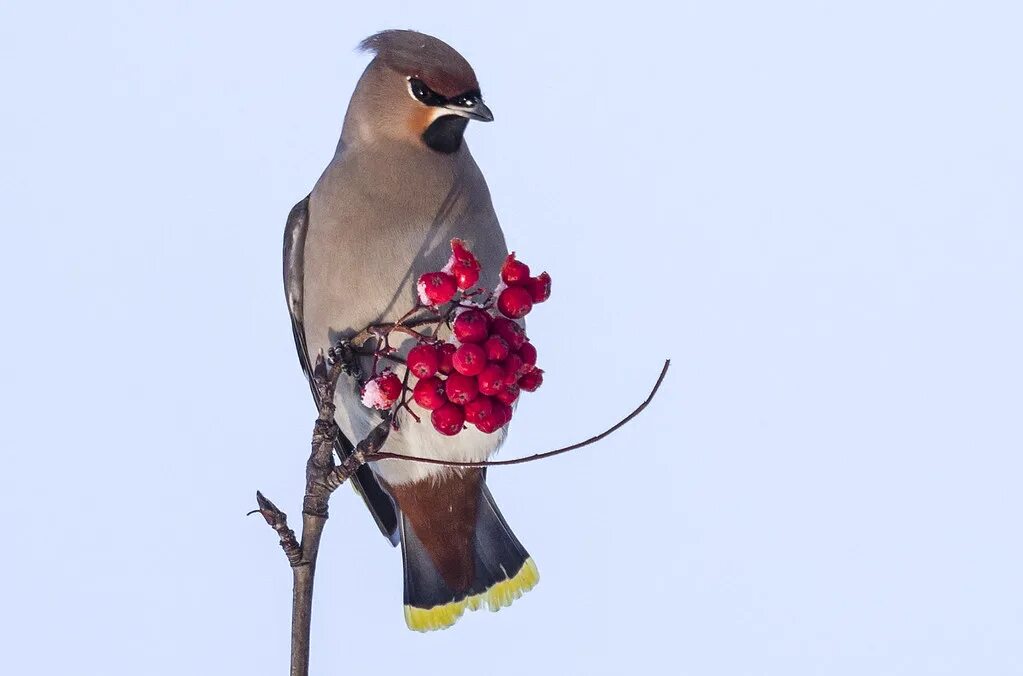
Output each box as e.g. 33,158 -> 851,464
399,480 -> 539,632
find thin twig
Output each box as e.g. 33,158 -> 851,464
348,303 -> 440,346
324,415 -> 393,491
252,491 -> 303,567
365,359 -> 670,468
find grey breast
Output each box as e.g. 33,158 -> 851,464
300,141 -> 509,361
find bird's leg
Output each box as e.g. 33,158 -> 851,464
327,339 -> 363,381
324,415 -> 393,491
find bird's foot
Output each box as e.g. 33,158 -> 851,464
328,339 -> 363,380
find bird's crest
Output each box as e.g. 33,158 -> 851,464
359,29 -> 479,97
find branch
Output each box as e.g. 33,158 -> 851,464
251,491 -> 304,567
255,335 -> 669,674
253,347 -> 384,676
324,415 -> 395,490
365,358 -> 670,468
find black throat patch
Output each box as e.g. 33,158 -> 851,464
422,115 -> 469,154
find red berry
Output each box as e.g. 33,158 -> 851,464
407,344 -> 440,379
378,372 -> 403,400
412,376 -> 446,410
495,382 -> 520,405
501,253 -> 531,285
452,309 -> 490,343
463,395 -> 495,425
477,363 -> 506,396
417,272 -> 457,306
447,240 -> 481,290
497,286 -> 533,319
361,371 -> 403,410
450,239 -> 480,269
437,343 -> 457,375
444,372 -> 479,405
502,354 -> 526,384
452,343 -> 487,376
517,342 -> 537,369
472,396 -> 505,433
475,415 -> 503,434
518,368 -> 544,392
483,335 -> 510,362
431,402 -> 465,436
451,263 -> 480,290
525,272 -> 551,303
492,400 -> 513,427
491,317 -> 527,350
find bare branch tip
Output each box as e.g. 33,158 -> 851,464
255,490 -> 278,513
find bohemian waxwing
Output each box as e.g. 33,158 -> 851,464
284,30 -> 537,631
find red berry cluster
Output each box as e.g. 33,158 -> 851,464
361,239 -> 550,437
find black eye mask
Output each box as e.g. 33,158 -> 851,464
409,77 -> 482,110
409,78 -> 481,154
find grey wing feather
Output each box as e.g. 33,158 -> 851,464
284,198 -> 315,394
284,197 -> 399,543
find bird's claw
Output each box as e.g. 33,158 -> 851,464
329,339 -> 362,379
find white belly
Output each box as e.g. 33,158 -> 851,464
332,351 -> 506,487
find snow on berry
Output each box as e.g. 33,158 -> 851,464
448,239 -> 480,270
417,271 -> 458,306
443,239 -> 482,290
500,253 -> 531,286
361,371 -> 402,410
525,272 -> 551,303
497,285 -> 533,319
431,402 -> 466,436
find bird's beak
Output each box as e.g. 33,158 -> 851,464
444,99 -> 495,122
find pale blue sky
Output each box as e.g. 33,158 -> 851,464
2,2 -> 1021,674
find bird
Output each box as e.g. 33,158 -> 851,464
283,29 -> 538,632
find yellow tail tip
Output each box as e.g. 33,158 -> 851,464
404,558 -> 540,632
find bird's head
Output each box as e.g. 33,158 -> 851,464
346,30 -> 493,154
